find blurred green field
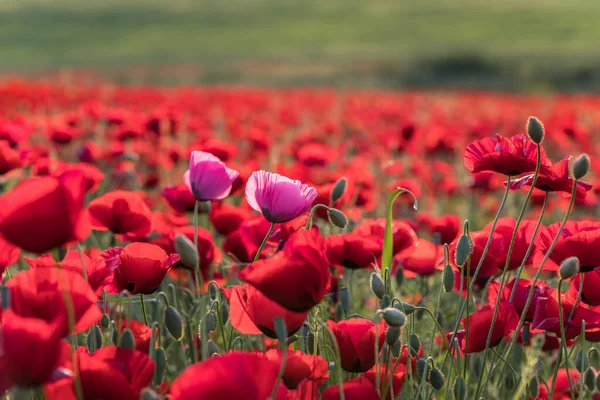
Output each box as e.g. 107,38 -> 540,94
2,0 -> 600,89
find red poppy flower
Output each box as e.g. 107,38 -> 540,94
0,235 -> 19,276
464,133 -> 552,176
487,279 -> 551,322
354,218 -> 417,257
363,361 -> 406,400
103,242 -> 179,295
54,163 -> 105,193
454,301 -> 518,354
1,311 -> 65,389
420,213 -> 461,245
223,217 -> 276,262
239,229 -> 330,312
483,218 -> 540,270
209,202 -> 251,236
87,190 -> 153,237
569,267 -> 600,306
44,346 -> 155,400
321,378 -> 380,400
117,319 -> 152,354
536,220 -> 600,273
0,140 -> 22,175
446,230 -> 505,278
169,352 -> 287,400
161,184 -> 197,214
395,238 -> 442,277
7,267 -> 101,336
0,171 -> 89,253
264,349 -> 329,390
543,369 -> 581,400
326,318 -> 387,373
507,156 -> 593,198
225,284 -> 308,338
325,233 -> 382,270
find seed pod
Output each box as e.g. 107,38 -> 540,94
443,263 -> 455,293
409,333 -> 421,357
428,368 -> 445,391
87,325 -> 102,353
328,208 -> 348,229
526,116 -> 545,144
572,154 -> 590,180
528,376 -> 539,399
395,268 -> 404,288
339,287 -> 350,314
560,257 -> 580,280
453,376 -> 467,400
576,349 -> 589,373
370,273 -> 385,299
153,347 -> 166,386
386,326 -> 400,346
381,308 -> 406,327
380,294 -> 391,309
165,306 -> 184,341
455,234 -> 472,268
174,234 -> 198,269
99,313 -> 110,330
585,368 -> 596,391
140,388 -> 160,400
331,177 -> 347,203
416,358 -> 429,379
119,328 -> 136,350
207,339 -> 219,356
274,316 -> 288,342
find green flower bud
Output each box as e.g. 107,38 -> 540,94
327,208 -> 348,229
208,283 -> 219,302
416,358 -> 429,379
331,177 -> 347,203
395,267 -> 404,288
386,326 -> 400,346
576,349 -> 589,373
584,368 -> 596,391
455,234 -> 472,268
165,306 -> 184,341
100,313 -> 110,330
174,233 -> 198,269
454,376 -> 467,400
381,307 -> 406,327
207,339 -> 219,356
119,328 -> 136,350
203,312 -> 217,333
428,367 -> 445,391
528,376 -> 539,399
1,286 -> 9,309
87,325 -> 102,353
409,333 -> 421,357
589,347 -> 600,368
335,303 -> 345,321
395,302 -> 415,315
596,373 -> 600,392
339,287 -> 350,314
559,256 -> 580,280
153,347 -> 166,386
140,388 -> 160,400
572,154 -> 590,180
380,294 -> 391,309
522,323 -> 531,345
526,116 -> 545,144
370,273 -> 385,299
443,263 -> 455,293
390,338 -> 401,357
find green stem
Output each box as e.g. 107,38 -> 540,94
317,320 -> 345,400
253,222 -> 275,263
305,204 -> 330,230
140,293 -> 149,326
193,201 -> 204,297
549,279 -> 575,398
270,345 -> 288,400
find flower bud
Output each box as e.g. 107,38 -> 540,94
526,116 -> 545,144
174,233 -> 198,269
203,312 -> 217,333
395,267 -> 404,288
454,376 -> 467,400
455,234 -> 472,268
331,177 -> 347,203
472,356 -> 483,378
207,339 -> 220,356
428,367 -> 445,391
390,338 -> 401,357
100,313 -> 110,330
443,263 -> 454,293
339,287 -> 350,314
165,306 -> 184,341
386,326 -> 400,346
596,373 -> 600,392
327,208 -> 348,229
1,286 -> 10,309
119,328 -> 136,350
528,376 -> 539,399
416,358 -> 429,379
380,294 -> 391,309
208,283 -> 219,302
559,256 -> 580,280
381,307 -> 406,327
87,325 -> 102,353
274,316 -> 288,342
307,332 -> 315,354
572,154 -> 590,180
395,302 -> 415,315
335,303 -> 345,321
409,333 -> 421,357
370,273 -> 385,299
140,388 -> 160,400
589,347 -> 600,368
153,347 -> 166,386
585,368 -> 596,391
576,349 -> 589,373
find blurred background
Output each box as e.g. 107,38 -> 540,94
2,0 -> 600,91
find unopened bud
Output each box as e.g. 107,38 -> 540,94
386,326 -> 400,345
100,313 -> 110,330
409,333 -> 421,357
428,367 -> 445,391
396,302 -> 415,315
526,116 -> 545,144
174,234 -> 198,268
339,287 -> 350,314
331,177 -> 347,203
455,234 -> 472,268
119,328 -> 136,350
165,306 -> 184,341
203,312 -> 217,333
381,307 -> 406,327
207,339 -> 219,356
585,368 -> 596,391
416,358 -> 429,378
153,348 -> 166,386
327,208 -> 348,229
87,325 -> 102,353
454,376 -> 467,400
559,256 -> 580,280
370,273 -> 385,299
380,294 -> 391,309
576,349 -> 589,373
572,154 -> 590,180
395,267 -> 404,287
1,286 -> 10,309
443,263 -> 455,293
528,376 -> 539,399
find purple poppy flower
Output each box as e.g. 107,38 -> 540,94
183,151 -> 239,201
245,170 -> 318,223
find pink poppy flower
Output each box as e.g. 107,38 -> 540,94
183,151 -> 239,202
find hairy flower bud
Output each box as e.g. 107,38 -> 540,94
331,177 -> 347,203
327,208 -> 348,229
559,256 -> 580,280
370,273 -> 385,299
526,116 -> 545,144
572,154 -> 590,180
165,306 -> 184,341
381,307 -> 406,327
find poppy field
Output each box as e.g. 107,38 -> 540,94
1,79 -> 600,400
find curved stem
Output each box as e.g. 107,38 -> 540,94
475,148 -> 541,396
253,222 -> 275,263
